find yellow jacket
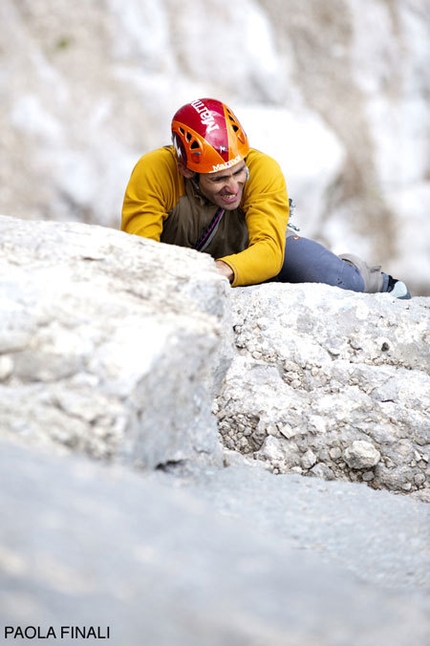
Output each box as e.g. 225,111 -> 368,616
121,146 -> 289,286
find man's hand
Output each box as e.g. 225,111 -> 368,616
215,260 -> 234,283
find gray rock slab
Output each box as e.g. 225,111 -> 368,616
167,456 -> 430,594
0,215 -> 231,469
1,440 -> 429,646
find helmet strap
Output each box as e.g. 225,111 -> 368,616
191,174 -> 200,191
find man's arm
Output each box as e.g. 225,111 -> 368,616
215,260 -> 234,283
218,151 -> 290,286
121,147 -> 182,240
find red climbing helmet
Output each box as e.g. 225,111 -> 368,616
171,98 -> 250,173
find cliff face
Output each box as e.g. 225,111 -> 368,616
1,0 -> 430,293
0,214 -> 429,644
1,214 -> 429,500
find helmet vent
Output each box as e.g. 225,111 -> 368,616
226,111 -> 241,135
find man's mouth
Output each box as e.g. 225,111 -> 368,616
220,193 -> 238,204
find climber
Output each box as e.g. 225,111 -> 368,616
121,97 -> 411,298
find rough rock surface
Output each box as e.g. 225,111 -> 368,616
0,216 -> 429,644
215,283 -> 430,500
0,214 -> 231,469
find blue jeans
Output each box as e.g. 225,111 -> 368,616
275,234 -> 366,292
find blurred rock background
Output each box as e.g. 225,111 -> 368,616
1,0 -> 430,294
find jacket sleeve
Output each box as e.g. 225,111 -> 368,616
218,151 -> 289,286
121,147 -> 182,240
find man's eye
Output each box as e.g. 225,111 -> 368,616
210,167 -> 245,183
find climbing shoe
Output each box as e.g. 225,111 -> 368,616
387,276 -> 411,299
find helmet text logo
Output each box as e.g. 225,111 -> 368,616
191,99 -> 220,133
211,155 -> 242,172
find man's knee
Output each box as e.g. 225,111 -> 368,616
338,253 -> 385,293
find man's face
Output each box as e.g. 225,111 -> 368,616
198,161 -> 248,211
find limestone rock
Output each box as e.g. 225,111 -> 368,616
215,283 -> 430,499
344,440 -> 381,470
0,215 -> 429,644
1,440 -> 430,646
0,214 -> 231,469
